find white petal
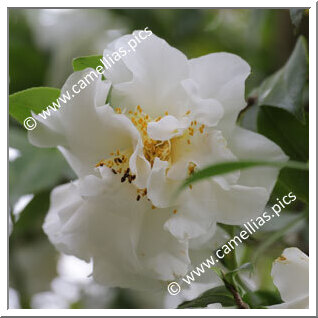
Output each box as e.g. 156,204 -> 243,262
147,158 -> 179,208
29,70 -> 138,178
61,104 -> 139,177
212,181 -> 268,224
227,126 -> 288,192
271,247 -> 309,304
182,78 -> 224,127
28,111 -> 67,148
44,171 -> 190,290
168,130 -> 239,183
43,182 -> 91,262
189,53 -> 250,135
77,175 -> 105,198
129,139 -> 151,189
90,174 -> 190,288
164,181 -> 218,241
104,32 -> 189,117
189,224 -> 230,251
208,126 -> 288,225
147,115 -> 189,141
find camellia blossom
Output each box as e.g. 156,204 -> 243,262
29,32 -> 287,290
270,247 -> 309,309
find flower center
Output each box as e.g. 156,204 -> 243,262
128,106 -> 172,167
95,105 -> 206,201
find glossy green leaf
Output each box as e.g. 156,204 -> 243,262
275,168 -> 309,204
258,106 -> 308,161
72,55 -> 103,72
258,106 -> 309,203
255,36 -> 308,122
177,286 -> 235,309
9,87 -> 60,125
180,160 -> 308,190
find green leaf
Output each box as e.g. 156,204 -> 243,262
9,128 -> 75,205
257,106 -> 309,203
258,106 -> 308,161
243,290 -> 283,308
72,55 -> 103,72
275,168 -> 309,204
255,36 -> 308,122
177,286 -> 235,309
180,160 -> 308,190
9,87 -> 60,125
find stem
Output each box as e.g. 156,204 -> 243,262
224,280 -> 249,309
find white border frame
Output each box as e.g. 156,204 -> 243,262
2,0 -> 316,316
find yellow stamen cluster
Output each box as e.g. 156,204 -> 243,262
95,105 -> 202,205
128,105 -> 172,167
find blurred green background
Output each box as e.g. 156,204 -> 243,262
9,8 -> 309,309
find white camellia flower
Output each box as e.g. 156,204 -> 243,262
29,32 -> 287,290
270,247 -> 309,309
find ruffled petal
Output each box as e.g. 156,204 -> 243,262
189,52 -> 250,135
210,126 -> 288,225
43,181 -> 91,262
28,70 -> 140,178
104,32 -> 189,117
44,168 -> 190,290
182,78 -> 224,127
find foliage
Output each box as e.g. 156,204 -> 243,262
9,87 -> 60,124
73,55 -> 103,72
